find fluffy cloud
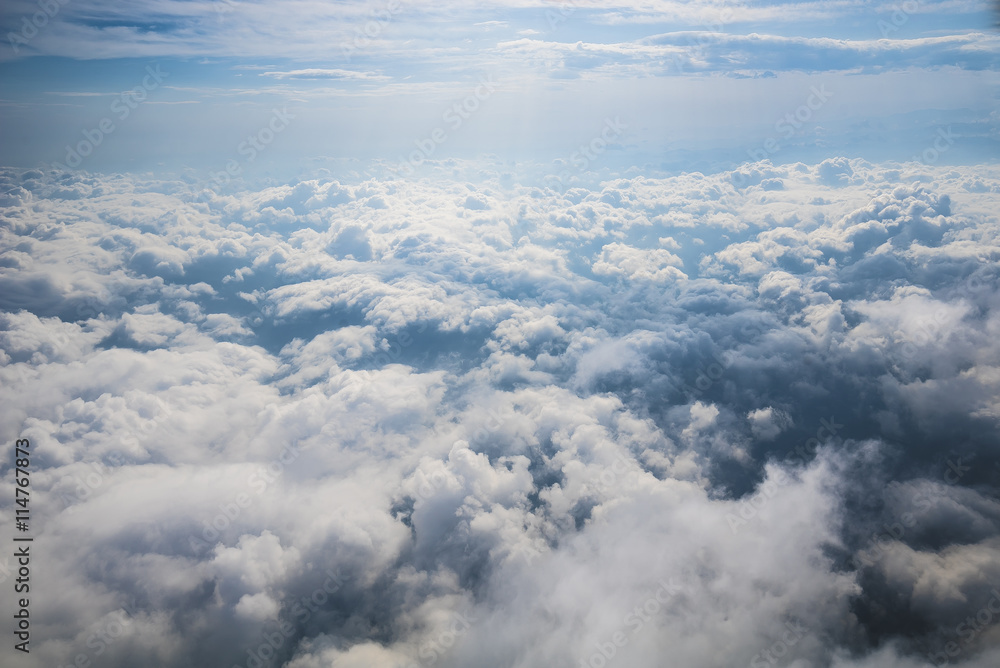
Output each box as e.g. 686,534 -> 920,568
1,158 -> 999,667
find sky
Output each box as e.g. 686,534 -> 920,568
0,0 -> 998,177
1,2 -> 1000,668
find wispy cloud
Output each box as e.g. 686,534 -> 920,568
259,68 -> 390,81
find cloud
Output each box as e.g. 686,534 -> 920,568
3,0 -> 997,84
747,406 -> 792,441
259,69 -> 389,81
591,242 -> 687,282
496,30 -> 1000,78
1,158 -> 999,667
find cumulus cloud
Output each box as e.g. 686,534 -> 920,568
748,406 -> 792,441
1,158 -> 999,668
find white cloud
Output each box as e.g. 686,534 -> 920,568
259,69 -> 389,81
2,159 -> 1000,667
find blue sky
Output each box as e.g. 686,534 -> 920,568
1,0 -> 998,179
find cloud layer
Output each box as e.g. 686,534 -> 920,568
1,158 -> 999,667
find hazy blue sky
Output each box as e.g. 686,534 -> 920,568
1,0 -> 998,178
